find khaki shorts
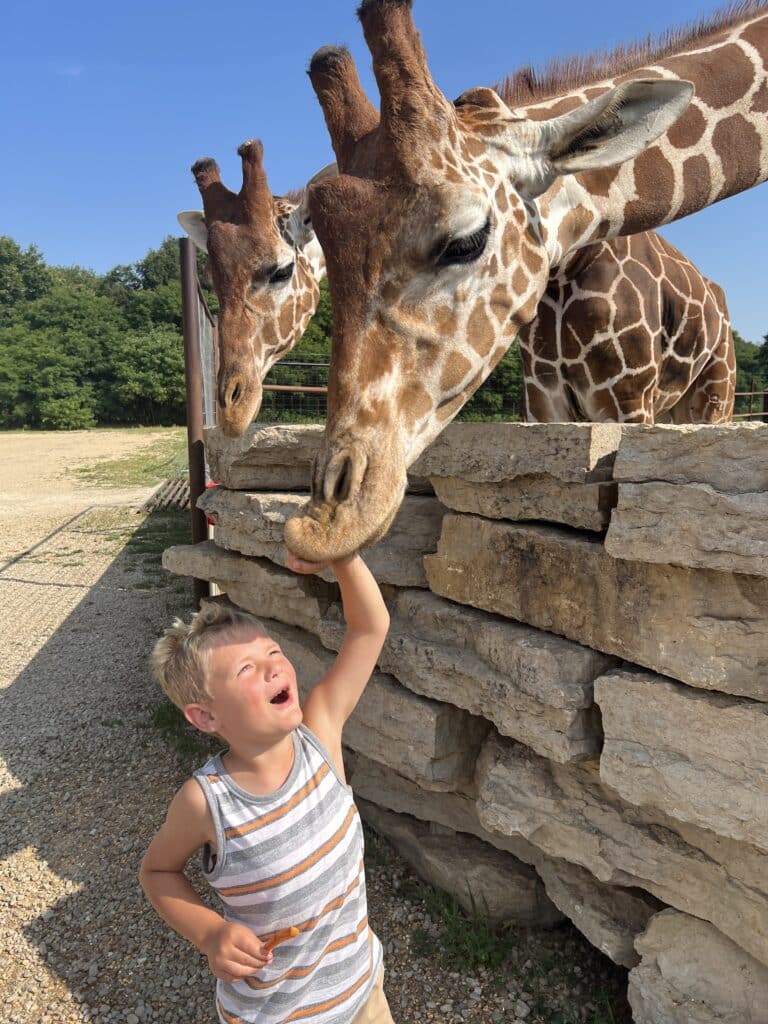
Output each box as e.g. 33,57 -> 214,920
352,969 -> 395,1024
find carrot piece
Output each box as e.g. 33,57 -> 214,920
265,926 -> 300,951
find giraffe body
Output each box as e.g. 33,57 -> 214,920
522,231 -> 735,423
282,0 -> 768,563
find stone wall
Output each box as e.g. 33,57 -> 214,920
164,420 -> 768,1023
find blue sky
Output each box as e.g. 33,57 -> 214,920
1,0 -> 765,343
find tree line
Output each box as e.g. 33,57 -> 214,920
0,234 -> 765,430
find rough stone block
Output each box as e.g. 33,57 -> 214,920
413,421 -> 620,483
605,481 -> 768,576
349,754 -> 656,965
204,424 -> 325,491
161,541 -> 335,634
320,588 -> 612,763
595,669 -> 768,851
431,474 -> 616,531
536,858 -> 660,968
425,515 -> 768,701
359,801 -> 562,927
199,488 -> 444,588
628,910 -> 768,1024
475,731 -> 768,968
613,422 -> 768,492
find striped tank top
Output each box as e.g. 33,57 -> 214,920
194,725 -> 382,1024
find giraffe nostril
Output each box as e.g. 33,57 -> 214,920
320,451 -> 364,507
230,382 -> 242,405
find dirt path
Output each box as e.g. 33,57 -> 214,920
0,430 -> 203,1023
0,430 -> 171,564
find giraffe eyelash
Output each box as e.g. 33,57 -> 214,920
436,217 -> 492,267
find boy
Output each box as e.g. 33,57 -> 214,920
140,551 -> 395,1024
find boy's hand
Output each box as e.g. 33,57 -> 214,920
285,551 -> 329,575
201,920 -> 273,982
286,550 -> 357,575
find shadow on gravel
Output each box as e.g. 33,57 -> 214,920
0,508 -> 219,1021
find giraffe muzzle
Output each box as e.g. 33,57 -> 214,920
217,373 -> 262,438
285,440 -> 406,562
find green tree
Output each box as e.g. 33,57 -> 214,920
104,326 -> 186,425
459,341 -> 524,421
0,237 -> 51,317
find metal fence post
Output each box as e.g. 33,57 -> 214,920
179,237 -> 210,608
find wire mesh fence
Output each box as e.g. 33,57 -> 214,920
258,362 -> 330,422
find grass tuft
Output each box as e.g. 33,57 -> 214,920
72,428 -> 188,488
400,877 -> 518,972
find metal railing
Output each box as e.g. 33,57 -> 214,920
733,386 -> 768,421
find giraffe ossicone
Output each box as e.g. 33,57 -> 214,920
282,0 -> 767,563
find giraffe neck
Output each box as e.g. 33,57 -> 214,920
529,6 -> 768,264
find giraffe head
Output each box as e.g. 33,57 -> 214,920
178,141 -> 333,436
284,0 -> 692,562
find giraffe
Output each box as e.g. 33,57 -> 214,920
179,59 -> 734,437
182,145 -> 735,428
519,230 -> 735,423
176,141 -> 333,437
281,0 -> 767,563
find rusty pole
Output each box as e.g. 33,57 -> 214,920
179,237 -> 210,608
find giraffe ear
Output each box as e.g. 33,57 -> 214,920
547,78 -> 694,178
289,163 -> 339,245
177,211 -> 208,253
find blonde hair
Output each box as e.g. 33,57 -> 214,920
151,600 -> 268,709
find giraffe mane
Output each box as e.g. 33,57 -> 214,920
494,0 -> 768,106
280,188 -> 305,206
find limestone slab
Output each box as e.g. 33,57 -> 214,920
475,732 -> 768,968
605,481 -> 768,576
413,422 -> 620,483
535,858 -> 660,968
161,541 -> 335,634
628,910 -> 768,1024
262,620 -> 489,791
205,424 -> 325,491
431,474 -> 617,531
349,754 -> 657,965
320,588 -> 613,763
613,422 -> 768,492
595,669 -> 768,851
199,488 -> 444,588
204,423 -> 431,492
425,515 -> 768,700
359,801 -> 562,927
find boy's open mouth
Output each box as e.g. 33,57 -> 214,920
270,688 -> 290,705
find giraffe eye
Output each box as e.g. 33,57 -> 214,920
269,262 -> 295,284
437,217 -> 491,267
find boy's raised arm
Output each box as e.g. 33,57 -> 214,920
289,552 -> 389,744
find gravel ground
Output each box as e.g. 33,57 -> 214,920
0,431 -> 630,1024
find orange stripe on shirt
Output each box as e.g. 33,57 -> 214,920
225,763 -> 330,840
259,863 -> 364,946
220,805 -> 358,898
217,1003 -> 248,1024
280,947 -> 373,1022
246,917 -> 369,990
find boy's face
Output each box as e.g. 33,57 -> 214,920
187,630 -> 302,748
